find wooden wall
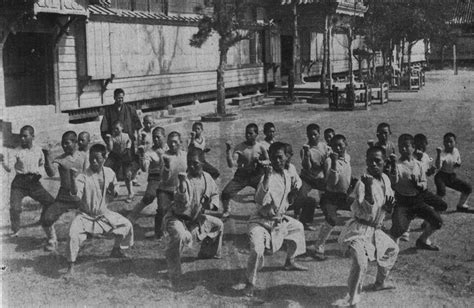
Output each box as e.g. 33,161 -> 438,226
58,31 -> 79,111
59,19 -> 263,111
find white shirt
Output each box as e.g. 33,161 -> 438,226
439,148 -> 461,174
9,146 -> 45,175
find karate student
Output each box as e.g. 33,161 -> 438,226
41,131 -> 89,251
372,122 -> 396,156
221,123 -> 269,218
164,148 -> 223,285
65,144 -> 133,277
434,132 -> 472,212
296,124 -> 329,229
78,131 -> 91,154
261,122 -> 276,152
1,125 -> 55,237
188,122 -> 219,179
138,115 -> 154,153
312,134 -> 353,261
333,146 -> 398,307
413,134 -> 447,231
104,120 -> 134,202
244,142 -> 307,297
128,127 -> 167,224
150,131 -> 187,239
389,134 -> 442,251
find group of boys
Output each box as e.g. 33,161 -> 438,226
2,97 -> 472,307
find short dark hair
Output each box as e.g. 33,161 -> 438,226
414,133 -> 428,145
90,143 -> 107,158
268,141 -> 288,157
62,131 -> 77,142
246,123 -> 258,134
114,88 -> 125,97
306,124 -> 320,134
192,122 -> 203,130
443,132 -> 456,140
112,120 -> 123,128
263,122 -> 275,133
324,128 -> 335,135
331,134 -> 347,146
78,131 -> 90,139
20,125 -> 35,136
366,145 -> 386,159
398,133 -> 414,145
152,126 -> 165,135
168,131 -> 181,140
377,122 -> 392,134
187,147 -> 205,163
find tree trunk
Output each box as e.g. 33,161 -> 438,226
400,38 -> 405,74
440,45 -> 445,69
292,3 -> 301,84
382,50 -> 386,81
216,43 -> 228,115
347,29 -> 353,86
320,14 -> 328,95
407,42 -> 413,77
327,21 -> 332,91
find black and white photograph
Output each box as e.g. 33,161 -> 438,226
0,0 -> 473,306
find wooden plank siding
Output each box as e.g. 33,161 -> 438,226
57,32 -> 79,111
67,66 -> 264,110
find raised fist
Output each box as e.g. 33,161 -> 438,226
137,145 -> 145,156
225,141 -> 232,152
178,172 -> 187,183
361,174 -> 374,187
162,155 -> 171,168
141,132 -> 147,139
329,152 -> 338,161
389,153 -> 397,162
262,160 -> 273,177
302,144 -> 310,153
367,139 -> 375,147
436,147 -> 443,154
105,134 -> 112,141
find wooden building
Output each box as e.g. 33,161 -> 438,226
0,0 -> 426,137
0,0 -> 268,134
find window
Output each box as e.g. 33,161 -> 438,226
109,0 -> 167,13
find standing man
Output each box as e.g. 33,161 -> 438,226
100,88 -> 142,186
100,89 -> 142,144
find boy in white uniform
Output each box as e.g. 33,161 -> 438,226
244,142 -> 307,297
333,146 -> 398,307
66,144 -> 134,277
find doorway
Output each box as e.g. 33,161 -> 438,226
280,35 -> 293,82
3,32 -> 54,107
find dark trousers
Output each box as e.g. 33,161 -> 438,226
434,171 -> 472,197
42,188 -> 81,228
390,193 -> 443,239
288,195 -> 317,224
320,191 -> 353,226
203,161 -> 220,180
420,190 -> 447,212
10,174 -> 55,233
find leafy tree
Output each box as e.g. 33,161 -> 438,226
190,0 -> 255,116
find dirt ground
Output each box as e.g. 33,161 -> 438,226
1,69 -> 473,307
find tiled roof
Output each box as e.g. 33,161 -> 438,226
451,0 -> 473,25
88,4 -> 201,23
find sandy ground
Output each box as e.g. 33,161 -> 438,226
1,69 -> 473,307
